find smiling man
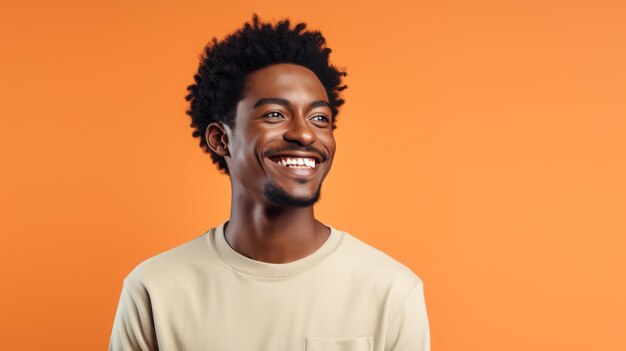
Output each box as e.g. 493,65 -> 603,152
109,14 -> 430,351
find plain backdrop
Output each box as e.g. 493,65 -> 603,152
1,0 -> 625,350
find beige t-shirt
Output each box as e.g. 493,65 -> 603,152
109,220 -> 430,351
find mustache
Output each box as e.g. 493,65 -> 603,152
264,145 -> 327,162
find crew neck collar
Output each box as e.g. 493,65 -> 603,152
207,220 -> 344,279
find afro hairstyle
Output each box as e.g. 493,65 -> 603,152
184,13 -> 348,175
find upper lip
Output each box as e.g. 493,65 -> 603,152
268,151 -> 324,163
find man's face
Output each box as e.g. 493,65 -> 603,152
224,63 -> 336,207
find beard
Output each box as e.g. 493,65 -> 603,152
263,178 -> 322,207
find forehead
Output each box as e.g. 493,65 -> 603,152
242,63 -> 328,101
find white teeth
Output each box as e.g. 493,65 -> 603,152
276,157 -> 316,168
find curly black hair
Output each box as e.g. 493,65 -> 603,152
184,13 -> 348,175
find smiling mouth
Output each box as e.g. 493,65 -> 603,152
267,156 -> 320,169
265,156 -> 322,177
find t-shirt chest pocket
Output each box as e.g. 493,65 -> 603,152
305,336 -> 373,351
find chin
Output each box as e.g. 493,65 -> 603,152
263,180 -> 322,207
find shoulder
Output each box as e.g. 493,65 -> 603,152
334,228 -> 424,290
123,231 -> 212,288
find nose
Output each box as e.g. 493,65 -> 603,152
283,113 -> 316,145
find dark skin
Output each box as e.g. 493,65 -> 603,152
205,63 -> 337,264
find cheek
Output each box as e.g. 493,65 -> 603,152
321,133 -> 336,156
230,136 -> 264,176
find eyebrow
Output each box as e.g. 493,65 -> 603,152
252,97 -> 331,110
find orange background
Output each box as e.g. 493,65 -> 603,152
1,1 -> 625,350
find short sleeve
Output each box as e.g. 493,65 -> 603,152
109,277 -> 159,351
385,279 -> 431,351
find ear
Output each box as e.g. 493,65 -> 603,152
205,122 -> 230,157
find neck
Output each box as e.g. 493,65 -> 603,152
224,187 -> 330,264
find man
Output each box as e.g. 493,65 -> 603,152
109,13 -> 430,351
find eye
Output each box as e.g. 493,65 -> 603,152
264,111 -> 285,119
311,115 -> 329,123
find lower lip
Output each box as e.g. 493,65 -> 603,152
265,158 -> 321,178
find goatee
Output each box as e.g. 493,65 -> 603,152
263,179 -> 321,207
